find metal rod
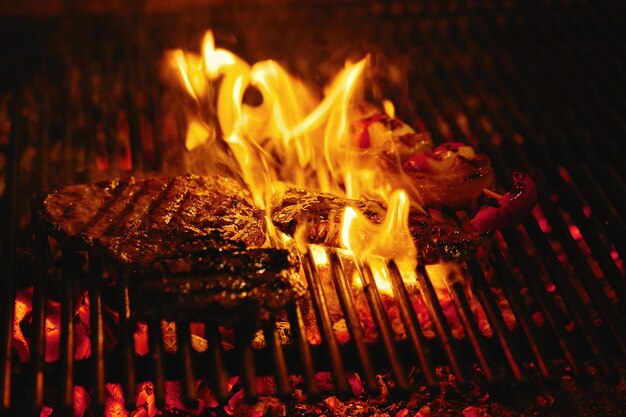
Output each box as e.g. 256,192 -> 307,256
386,261 -> 439,390
328,250 -> 378,395
414,265 -> 467,386
446,279 -> 498,384
30,227 -> 49,409
148,320 -> 166,408
355,258 -> 409,393
524,216 -> 620,378
467,260 -> 527,383
287,304 -> 320,399
60,248 -> 76,414
500,229 -> 588,382
302,249 -> 351,398
0,86 -> 22,413
264,320 -> 292,400
177,322 -> 198,408
490,248 -> 556,381
88,251 -> 106,410
207,324 -> 230,403
117,268 -> 137,410
235,328 -> 258,404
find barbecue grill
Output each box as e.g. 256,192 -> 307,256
1,0 -> 625,416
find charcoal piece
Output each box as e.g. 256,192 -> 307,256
134,242 -> 306,325
42,174 -> 266,266
272,188 -> 485,264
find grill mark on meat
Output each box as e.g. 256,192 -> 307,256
149,176 -> 189,227
101,179 -> 165,237
78,179 -> 133,236
83,179 -> 144,240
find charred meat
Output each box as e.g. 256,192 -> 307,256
42,174 -> 267,265
43,174 -> 305,324
134,238 -> 305,325
272,188 -> 485,264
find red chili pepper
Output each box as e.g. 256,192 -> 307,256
471,172 -> 538,231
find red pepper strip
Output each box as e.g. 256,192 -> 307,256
471,172 -> 538,231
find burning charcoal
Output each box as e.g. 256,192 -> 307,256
272,188 -> 486,264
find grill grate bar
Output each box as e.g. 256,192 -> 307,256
445,279 -> 498,384
302,249 -> 351,398
0,89 -> 21,412
177,322 -> 198,407
265,320 -> 292,400
357,258 -> 410,393
447,28 -> 626,322
415,265 -> 467,386
206,324 -> 230,403
87,251 -> 106,410
523,216 -> 622,376
490,248 -> 556,381
479,15 -> 626,289
148,320 -> 166,408
386,260 -> 439,389
500,228 -> 588,382
235,328 -> 259,403
30,226 -> 49,410
60,249 -> 76,414
466,259 -> 527,383
327,249 -> 379,394
288,304 -> 320,400
116,268 -> 137,410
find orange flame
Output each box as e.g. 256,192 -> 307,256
166,29 -> 424,265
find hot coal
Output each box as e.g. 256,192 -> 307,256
42,174 -> 267,266
272,188 -> 486,263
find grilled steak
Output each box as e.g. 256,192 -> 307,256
42,174 -> 267,265
135,238 -> 305,325
43,174 -> 304,324
272,188 -> 485,263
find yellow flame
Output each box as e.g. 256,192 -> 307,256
169,49 -> 207,100
167,28 -> 426,266
341,189 -> 417,286
185,119 -> 211,151
368,256 -> 393,295
382,99 -> 395,118
310,245 -> 329,267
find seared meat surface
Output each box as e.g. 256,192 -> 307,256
42,174 -> 267,265
135,237 -> 305,324
43,174 -> 306,324
272,188 -> 484,263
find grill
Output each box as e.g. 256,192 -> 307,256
1,0 -> 625,415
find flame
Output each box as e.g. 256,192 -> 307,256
166,28 -> 423,266
340,189 -> 418,293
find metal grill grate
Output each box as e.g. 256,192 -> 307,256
1,0 -> 625,415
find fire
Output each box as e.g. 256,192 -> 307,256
165,27 -> 425,296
